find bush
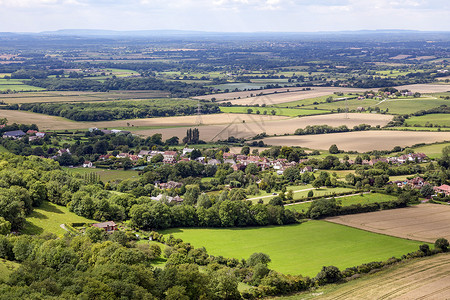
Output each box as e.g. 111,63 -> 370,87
315,265 -> 342,285
434,238 -> 449,252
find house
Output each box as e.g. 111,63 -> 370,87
406,177 -> 427,189
26,130 -> 38,135
36,132 -> 46,138
2,130 -> 26,139
57,148 -> 71,156
223,159 -> 236,165
434,184 -> 450,196
159,181 -> 183,189
92,221 -> 117,232
182,148 -> 194,156
301,166 -> 313,173
223,152 -> 235,159
232,163 -> 245,171
163,151 -> 177,164
207,159 -> 221,166
82,161 -> 93,168
138,150 -> 151,158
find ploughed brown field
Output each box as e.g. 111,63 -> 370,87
261,130 -> 450,152
194,86 -> 365,104
326,204 -> 450,243
134,113 -> 392,141
313,253 -> 450,300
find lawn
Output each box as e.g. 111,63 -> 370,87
64,167 -> 140,182
276,94 -> 358,108
286,193 -> 398,213
23,201 -> 96,236
161,221 -> 424,277
219,106 -> 330,117
405,113 -> 450,127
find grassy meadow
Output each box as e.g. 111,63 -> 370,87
286,193 -> 398,213
23,201 -> 96,236
64,167 -> 140,182
0,260 -> 20,281
405,113 -> 450,127
161,221 -> 424,277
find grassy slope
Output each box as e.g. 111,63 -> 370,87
161,221 -> 423,277
286,193 -> 398,213
405,113 -> 450,126
23,201 -> 96,236
0,260 -> 20,281
64,167 -> 140,182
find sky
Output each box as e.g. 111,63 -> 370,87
0,0 -> 449,33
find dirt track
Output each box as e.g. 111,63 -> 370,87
326,203 -> 450,243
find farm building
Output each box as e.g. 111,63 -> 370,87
2,130 -> 26,139
92,221 -> 117,232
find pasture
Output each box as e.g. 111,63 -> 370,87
280,253 -> 450,300
64,167 -> 140,182
249,186 -> 354,203
410,142 -> 450,159
261,130 -> 450,152
286,193 -> 398,213
405,113 -> 450,127
23,201 -> 96,236
326,203 -> 450,243
162,221 -> 424,277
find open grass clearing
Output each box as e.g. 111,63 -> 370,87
261,130 -> 450,152
23,201 -> 96,236
286,193 -> 398,213
386,126 -> 450,132
326,203 -> 450,243
405,113 -> 450,127
274,94 -> 358,108
0,259 -> 20,281
161,221 -> 424,277
63,167 -> 140,182
249,186 -> 354,203
276,253 -> 450,300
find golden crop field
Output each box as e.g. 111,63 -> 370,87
261,130 -> 450,152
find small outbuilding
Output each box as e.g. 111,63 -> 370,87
92,221 -> 117,232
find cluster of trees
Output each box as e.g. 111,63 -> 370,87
9,99 -> 220,122
294,124 -> 372,136
27,77 -> 212,97
306,194 -> 410,219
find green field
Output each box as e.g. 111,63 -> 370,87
405,113 -> 450,127
0,260 -> 20,281
220,106 -> 330,117
410,142 -> 450,159
286,193 -> 398,213
161,221 -> 423,276
23,201 -> 96,236
64,167 -> 140,182
249,186 -> 354,203
300,97 -> 450,114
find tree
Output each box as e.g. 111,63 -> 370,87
240,146 -> 250,155
420,184 -> 434,198
307,190 -> 314,198
0,217 -> 11,235
315,266 -> 342,285
247,252 -> 271,267
435,238 -> 449,252
329,144 -> 339,154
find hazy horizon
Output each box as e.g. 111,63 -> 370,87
0,0 -> 449,33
